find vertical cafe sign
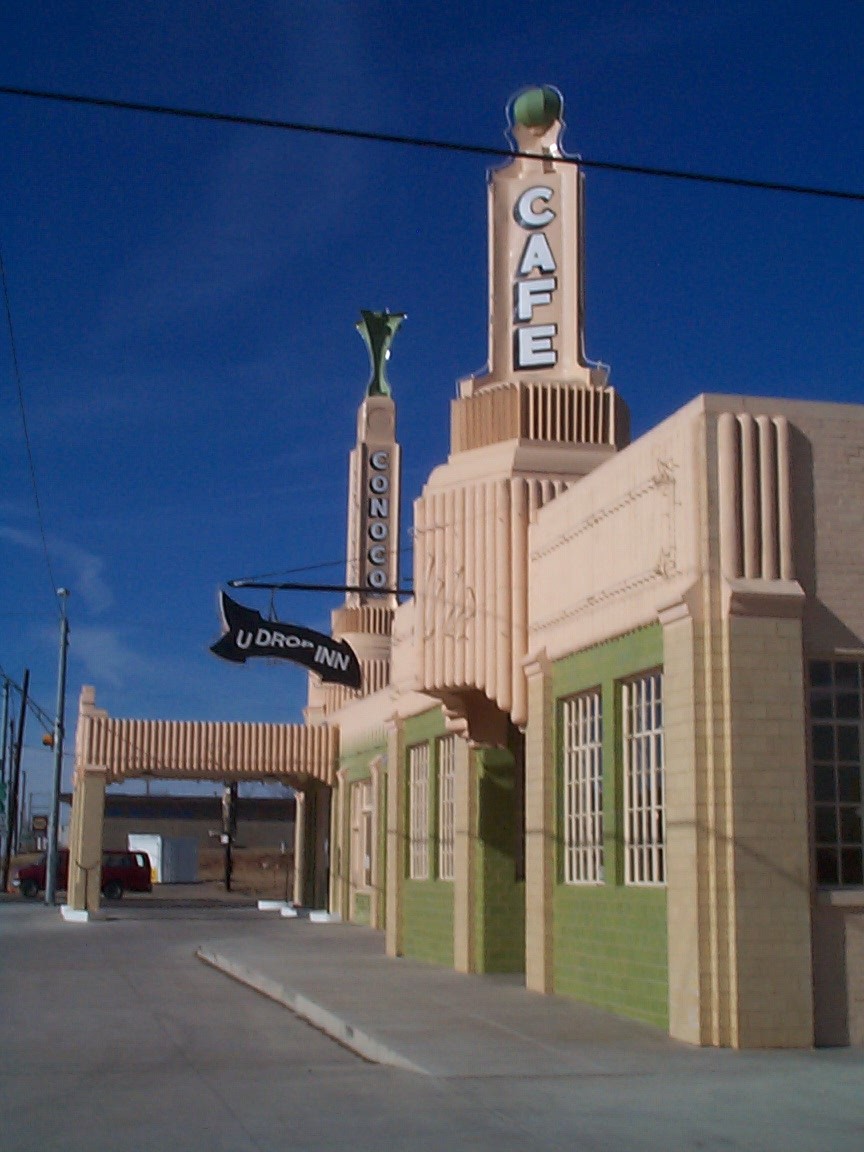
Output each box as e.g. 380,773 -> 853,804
512,183 -> 558,370
471,83 -> 591,389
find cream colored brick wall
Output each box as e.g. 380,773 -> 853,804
812,901 -> 864,1045
385,721 -> 405,957
67,767 -> 107,913
661,609 -> 702,1043
699,394 -> 864,649
724,614 -> 813,1047
847,911 -> 864,1045
453,736 -> 476,974
530,398 -> 704,663
292,792 -> 306,906
524,655 -> 554,993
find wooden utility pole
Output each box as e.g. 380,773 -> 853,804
1,669 -> 28,892
221,781 -> 238,891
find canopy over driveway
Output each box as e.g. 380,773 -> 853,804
66,687 -> 338,915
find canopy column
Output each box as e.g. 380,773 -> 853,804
66,765 -> 107,915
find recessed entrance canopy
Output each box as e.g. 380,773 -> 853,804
65,687 -> 337,915
74,686 -> 338,787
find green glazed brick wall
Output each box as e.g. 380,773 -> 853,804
553,886 -> 668,1027
402,881 -> 454,966
403,708 -> 448,749
401,708 -> 454,965
474,747 -> 526,974
340,738 -> 386,783
552,624 -> 669,1029
353,891 -> 371,926
338,736 -> 387,928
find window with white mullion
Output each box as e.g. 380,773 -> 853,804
562,691 -> 603,884
810,660 -> 863,888
623,672 -> 665,886
408,744 -> 430,880
437,735 -> 455,881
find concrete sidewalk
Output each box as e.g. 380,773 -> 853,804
197,914 -> 765,1079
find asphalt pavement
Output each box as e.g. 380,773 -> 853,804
3,894 -> 863,1152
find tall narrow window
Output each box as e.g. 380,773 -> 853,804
408,743 -> 430,880
562,691 -> 603,883
350,783 -> 362,890
437,735 -> 456,881
350,779 -> 374,891
623,671 -> 665,886
810,660 -> 863,888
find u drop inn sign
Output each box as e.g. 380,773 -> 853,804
211,592 -> 362,689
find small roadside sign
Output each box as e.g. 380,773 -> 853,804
31,815 -> 49,833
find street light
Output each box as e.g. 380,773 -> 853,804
45,589 -> 69,906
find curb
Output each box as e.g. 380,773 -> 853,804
60,905 -> 90,922
195,946 -> 429,1075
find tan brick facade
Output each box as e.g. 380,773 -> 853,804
524,652 -> 554,994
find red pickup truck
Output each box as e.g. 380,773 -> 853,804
13,848 -> 152,900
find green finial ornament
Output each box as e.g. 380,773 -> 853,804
356,310 -> 406,398
512,85 -> 563,132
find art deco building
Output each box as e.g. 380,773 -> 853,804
67,87 -> 864,1049
322,86 -> 864,1048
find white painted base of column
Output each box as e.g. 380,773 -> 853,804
308,910 -> 341,923
257,900 -> 293,912
60,906 -> 90,923
280,906 -> 299,918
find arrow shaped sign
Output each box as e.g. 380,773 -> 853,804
210,591 -> 362,690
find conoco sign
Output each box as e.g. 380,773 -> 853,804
365,448 -> 392,590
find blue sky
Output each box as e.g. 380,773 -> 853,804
2,1 -> 863,803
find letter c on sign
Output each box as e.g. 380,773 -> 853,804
370,450 -> 389,470
368,544 -> 386,565
513,186 -> 555,229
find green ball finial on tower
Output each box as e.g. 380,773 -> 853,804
512,86 -> 563,132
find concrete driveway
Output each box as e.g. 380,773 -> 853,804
2,898 -> 861,1152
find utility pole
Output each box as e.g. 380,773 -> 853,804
221,781 -> 238,891
46,590 -> 69,905
18,770 -> 27,852
0,680 -> 9,861
0,679 -> 8,788
1,669 -> 28,891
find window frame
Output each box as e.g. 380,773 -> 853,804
561,689 -> 604,885
350,778 -> 374,891
809,659 -> 864,890
408,743 -> 431,880
437,735 -> 456,881
622,669 -> 666,887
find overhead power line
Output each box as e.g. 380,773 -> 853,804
1,84 -> 863,204
229,579 -> 412,597
0,663 -> 54,733
231,543 -> 415,585
0,242 -> 60,611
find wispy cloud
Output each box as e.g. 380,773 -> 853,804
0,525 -> 113,614
69,625 -> 159,689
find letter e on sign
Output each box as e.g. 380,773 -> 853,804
515,324 -> 558,369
